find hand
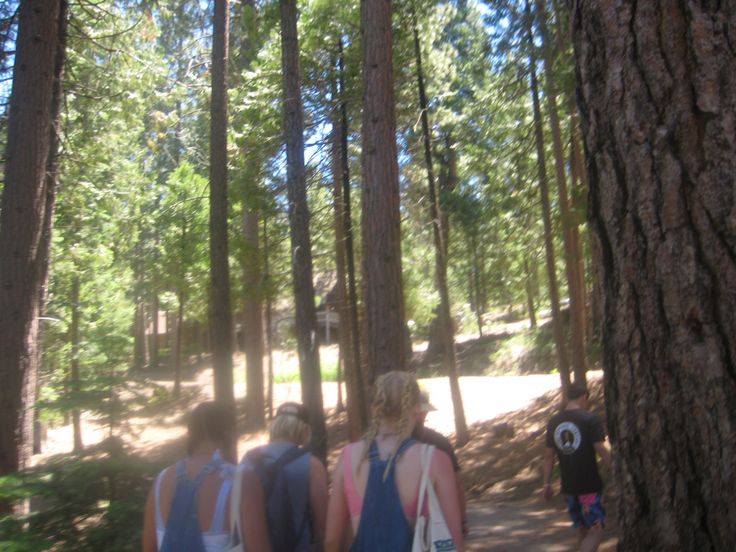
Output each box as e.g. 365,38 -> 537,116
543,483 -> 553,502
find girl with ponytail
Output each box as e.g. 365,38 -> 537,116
325,371 -> 464,551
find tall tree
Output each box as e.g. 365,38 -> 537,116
535,0 -> 587,383
361,0 -> 407,379
0,0 -> 66,507
526,1 -> 570,389
279,0 -> 327,459
333,38 -> 368,437
572,2 -> 736,549
410,2 -> 468,445
237,0 -> 266,431
209,0 -> 234,405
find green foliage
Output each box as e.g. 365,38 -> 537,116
0,442 -> 154,552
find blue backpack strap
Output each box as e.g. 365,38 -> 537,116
209,476 -> 232,533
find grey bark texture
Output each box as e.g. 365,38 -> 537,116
571,1 -> 736,550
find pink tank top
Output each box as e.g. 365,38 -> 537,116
342,442 -> 429,519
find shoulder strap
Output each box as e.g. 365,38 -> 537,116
154,468 -> 168,531
415,444 -> 434,520
249,445 -> 309,497
228,465 -> 244,547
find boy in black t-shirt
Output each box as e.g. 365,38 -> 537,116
543,382 -> 611,552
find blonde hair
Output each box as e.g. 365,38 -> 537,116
270,405 -> 312,447
362,371 -> 420,479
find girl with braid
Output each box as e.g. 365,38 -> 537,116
325,371 -> 464,551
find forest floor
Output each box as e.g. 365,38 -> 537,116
36,322 -> 619,550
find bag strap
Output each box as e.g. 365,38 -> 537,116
229,465 -> 244,546
416,444 -> 434,519
247,445 -> 309,497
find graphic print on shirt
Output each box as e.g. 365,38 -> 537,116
553,421 -> 581,455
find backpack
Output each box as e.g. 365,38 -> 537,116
246,445 -> 310,552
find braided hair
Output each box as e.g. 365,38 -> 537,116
361,371 -> 420,480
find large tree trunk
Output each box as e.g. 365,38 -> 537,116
334,39 -> 368,437
572,2 -> 736,550
410,4 -> 468,445
361,0 -> 407,380
0,0 -> 65,511
279,0 -> 327,460
526,1 -> 570,389
536,0 -> 587,384
209,0 -> 234,406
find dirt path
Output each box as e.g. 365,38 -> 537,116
465,498 -> 618,551
36,347 -> 617,550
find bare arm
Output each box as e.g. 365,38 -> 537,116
325,450 -> 350,552
241,469 -> 272,552
542,447 -> 555,501
594,440 -> 612,470
141,485 -> 157,552
309,456 -> 329,547
431,449 -> 465,551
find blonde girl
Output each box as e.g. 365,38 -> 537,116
325,371 -> 465,551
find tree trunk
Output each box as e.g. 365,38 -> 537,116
150,293 -> 160,369
173,290 -> 185,399
411,3 -> 468,445
572,2 -> 736,549
237,0 -> 265,431
361,0 -> 407,381
209,0 -> 234,406
279,0 -> 327,460
524,257 -> 538,328
0,0 -> 65,510
263,217 -> 274,420
526,1 -> 570,389
69,275 -> 83,452
536,0 -> 587,384
242,211 -> 265,429
333,42 -> 368,437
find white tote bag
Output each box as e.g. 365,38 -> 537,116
412,444 -> 457,552
224,464 -> 245,552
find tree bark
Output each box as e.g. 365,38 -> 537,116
0,0 -> 64,509
263,217 -> 275,420
536,0 -> 587,384
69,275 -> 83,452
524,257 -> 538,328
333,40 -> 368,437
209,0 -> 234,406
279,0 -> 327,460
526,1 -> 570,389
237,0 -> 266,431
361,0 -> 407,380
411,3 -> 468,445
572,2 -> 736,549
173,290 -> 185,399
242,211 -> 265,429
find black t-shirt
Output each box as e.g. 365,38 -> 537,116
414,426 -> 461,472
545,408 -> 605,495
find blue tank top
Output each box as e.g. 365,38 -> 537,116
350,438 -> 416,552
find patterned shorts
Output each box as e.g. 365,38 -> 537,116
566,493 -> 605,529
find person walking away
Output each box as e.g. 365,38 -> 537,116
142,402 -> 236,552
413,390 -> 468,537
236,402 -> 328,551
543,382 -> 612,552
325,371 -> 465,552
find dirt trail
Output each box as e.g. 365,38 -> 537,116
36,345 -> 618,550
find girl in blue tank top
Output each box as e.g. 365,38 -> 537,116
142,402 -> 236,552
